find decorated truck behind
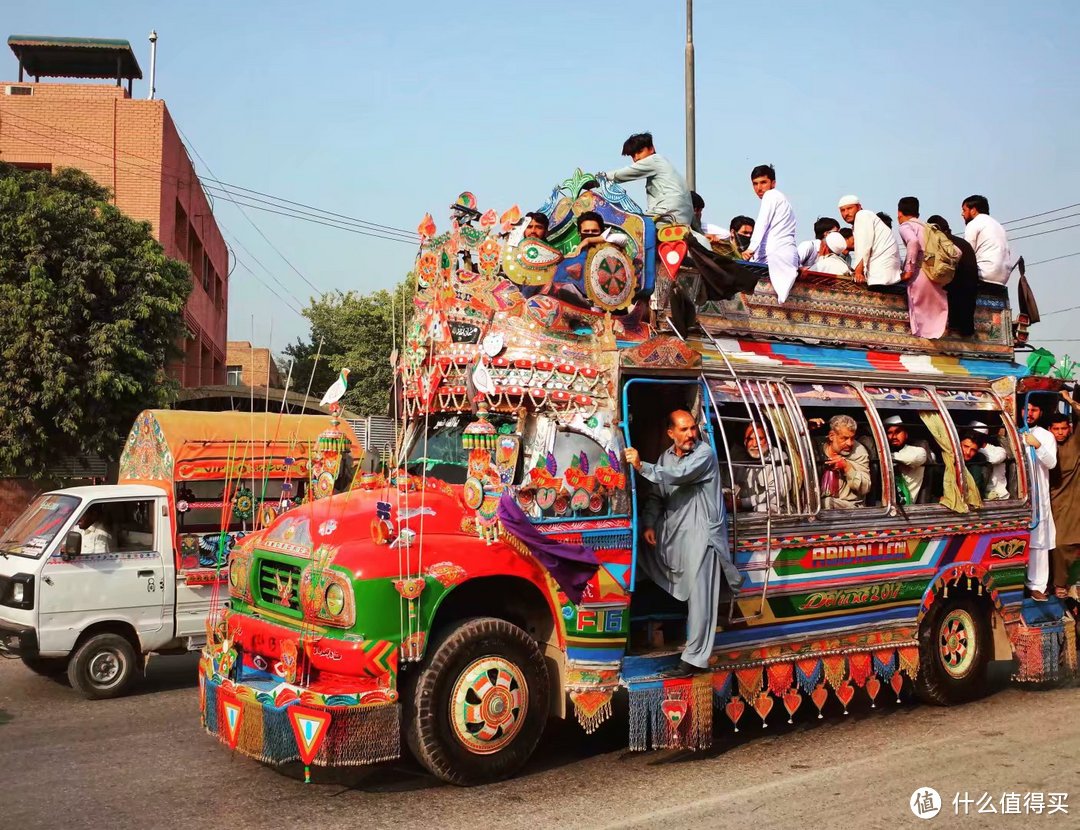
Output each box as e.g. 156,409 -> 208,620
0,410 -> 360,698
198,175 -> 1077,784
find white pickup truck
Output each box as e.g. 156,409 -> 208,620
0,484 -> 213,698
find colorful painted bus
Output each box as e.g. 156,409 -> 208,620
197,175 -> 1076,784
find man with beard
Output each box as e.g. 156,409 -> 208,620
884,415 -> 929,504
1023,401 -> 1058,601
1049,391 -> 1080,602
624,410 -> 742,676
732,423 -> 790,513
812,414 -> 871,509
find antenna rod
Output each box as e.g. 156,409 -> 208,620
684,0 -> 696,190
148,30 -> 158,100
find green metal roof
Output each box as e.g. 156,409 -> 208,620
8,35 -> 143,80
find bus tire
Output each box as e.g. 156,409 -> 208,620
404,616 -> 549,786
915,594 -> 991,706
67,633 -> 137,700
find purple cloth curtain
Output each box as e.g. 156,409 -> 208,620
496,491 -> 599,605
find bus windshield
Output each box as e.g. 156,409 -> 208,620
0,494 -> 80,559
405,413 -> 516,484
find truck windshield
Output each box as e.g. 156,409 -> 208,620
0,494 -> 80,559
405,413 -> 515,484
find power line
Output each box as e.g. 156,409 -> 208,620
221,227 -> 308,311
1012,222 -> 1080,242
1005,211 -> 1080,233
230,254 -> 305,319
1003,202 -> 1080,226
1041,303 -> 1080,318
1026,251 -> 1080,267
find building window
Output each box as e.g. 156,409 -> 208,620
226,365 -> 243,387
174,201 -> 189,259
9,161 -> 51,172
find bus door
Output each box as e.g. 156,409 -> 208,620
703,376 -> 818,624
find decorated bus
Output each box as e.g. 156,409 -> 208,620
198,173 -> 1077,784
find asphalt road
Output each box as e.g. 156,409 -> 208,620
0,655 -> 1077,830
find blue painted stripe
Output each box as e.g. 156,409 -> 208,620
566,646 -> 626,663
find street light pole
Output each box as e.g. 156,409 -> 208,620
685,0 -> 696,191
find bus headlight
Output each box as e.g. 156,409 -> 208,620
324,582 -> 345,617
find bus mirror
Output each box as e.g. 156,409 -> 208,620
61,530 -> 82,561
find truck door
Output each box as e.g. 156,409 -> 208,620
38,498 -> 166,655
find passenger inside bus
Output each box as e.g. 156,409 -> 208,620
807,414 -> 872,509
730,423 -> 791,513
959,419 -> 1011,500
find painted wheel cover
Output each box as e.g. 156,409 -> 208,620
449,656 -> 529,754
938,608 -> 976,678
585,247 -> 634,311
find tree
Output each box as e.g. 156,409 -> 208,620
0,164 -> 190,478
284,276 -> 414,417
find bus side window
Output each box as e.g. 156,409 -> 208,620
951,408 -> 1019,503
789,383 -> 882,511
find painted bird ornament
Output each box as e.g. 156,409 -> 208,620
320,368 -> 350,412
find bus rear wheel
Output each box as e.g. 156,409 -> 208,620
915,594 -> 991,706
404,617 -> 549,786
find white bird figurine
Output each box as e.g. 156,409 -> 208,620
320,368 -> 350,411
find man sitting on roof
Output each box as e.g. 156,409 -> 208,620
605,132 -> 694,226
708,215 -> 755,257
838,195 -> 902,287
813,232 -> 853,277
742,164 -> 800,303
799,217 -> 842,273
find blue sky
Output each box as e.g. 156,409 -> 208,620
5,1 -> 1080,360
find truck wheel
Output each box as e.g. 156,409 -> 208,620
21,655 -> 69,677
67,633 -> 138,700
404,617 -> 549,786
915,594 -> 991,706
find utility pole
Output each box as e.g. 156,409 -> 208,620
685,0 -> 696,190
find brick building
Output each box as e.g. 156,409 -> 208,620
225,340 -> 283,388
0,35 -> 228,386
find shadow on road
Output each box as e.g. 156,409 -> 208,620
281,661 -> 1022,794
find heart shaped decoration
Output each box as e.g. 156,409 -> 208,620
536,487 -> 557,510
661,698 -> 688,728
753,692 -> 774,727
658,240 -> 688,280
866,676 -> 881,709
725,697 -> 745,732
835,682 -> 855,714
480,208 -> 497,227
890,671 -> 904,702
811,684 -> 828,718
782,688 -> 802,723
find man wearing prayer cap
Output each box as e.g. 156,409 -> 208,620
813,231 -> 853,277
838,195 -> 902,286
884,415 -> 928,504
960,421 -> 1009,500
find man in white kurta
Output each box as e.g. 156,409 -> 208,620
743,166 -> 799,303
961,195 -> 1014,285
838,195 -> 902,286
1024,412 -> 1058,600
625,410 -> 741,675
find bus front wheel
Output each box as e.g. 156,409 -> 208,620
915,594 -> 991,706
403,616 -> 549,786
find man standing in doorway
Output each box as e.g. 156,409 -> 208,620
1024,401 -> 1058,601
1049,390 -> 1080,602
624,411 -> 742,676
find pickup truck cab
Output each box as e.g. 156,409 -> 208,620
0,484 -> 205,698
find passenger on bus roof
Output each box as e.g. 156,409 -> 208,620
884,415 -> 929,504
605,132 -> 694,226
811,414 -> 871,509
927,215 -> 978,338
624,410 -> 742,676
573,211 -> 630,253
961,195 -> 1014,286
897,196 -> 949,340
709,215 -> 755,257
798,217 -> 840,273
961,422 -> 1008,500
814,232 -> 853,277
838,195 -> 902,287
523,211 -> 550,240
742,164 -> 800,304
731,423 -> 790,513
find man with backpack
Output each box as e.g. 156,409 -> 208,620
927,215 -> 978,336
896,196 -> 953,339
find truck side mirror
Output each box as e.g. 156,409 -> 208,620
61,530 -> 82,561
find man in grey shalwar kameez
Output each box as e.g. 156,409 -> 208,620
625,410 -> 742,675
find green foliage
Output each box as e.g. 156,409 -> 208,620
0,163 -> 190,477
284,276 -> 414,417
